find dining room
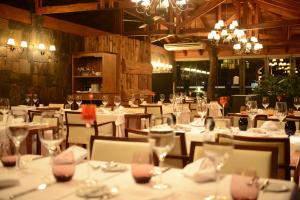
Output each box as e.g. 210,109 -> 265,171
0,0 -> 300,199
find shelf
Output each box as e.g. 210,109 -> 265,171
74,76 -> 102,78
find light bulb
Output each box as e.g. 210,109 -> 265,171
49,45 -> 56,51
161,0 -> 169,8
221,29 -> 228,36
208,32 -> 213,40
233,43 -> 241,50
218,20 -> 224,27
214,34 -> 220,40
250,36 -> 258,43
7,38 -> 15,46
141,0 -> 150,6
20,41 -> 28,48
232,20 -> 238,27
38,43 -> 46,50
214,23 -> 221,30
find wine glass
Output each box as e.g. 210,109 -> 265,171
160,94 -> 165,104
114,95 -> 121,109
75,95 -> 82,108
169,94 -> 174,104
6,110 -> 29,169
102,95 -> 109,107
140,95 -> 145,104
275,102 -> 287,129
38,111 -> 64,157
25,94 -> 31,106
262,96 -> 269,110
66,95 -> 73,109
247,101 -> 258,128
0,98 -> 10,123
219,96 -> 228,117
245,96 -> 252,108
294,97 -> 300,111
196,100 -> 208,126
173,98 -> 183,124
148,114 -> 175,189
203,120 -> 233,200
33,94 -> 39,107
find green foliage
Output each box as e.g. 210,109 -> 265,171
254,74 -> 300,97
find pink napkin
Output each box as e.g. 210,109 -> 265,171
231,174 -> 259,200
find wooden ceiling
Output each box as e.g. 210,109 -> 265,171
2,0 -> 300,50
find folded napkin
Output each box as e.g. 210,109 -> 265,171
231,174 -> 259,200
182,157 -> 216,183
208,102 -> 222,118
65,145 -> 87,164
261,121 -> 279,131
190,118 -> 204,127
97,108 -> 111,114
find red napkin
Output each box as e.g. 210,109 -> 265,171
81,104 -> 96,124
231,174 -> 259,200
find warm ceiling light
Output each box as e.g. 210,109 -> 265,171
49,45 -> 56,52
20,41 -> 28,48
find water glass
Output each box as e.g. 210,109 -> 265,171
160,94 -> 165,104
114,95 -> 121,108
102,95 -> 109,107
25,94 -> 31,106
52,151 -> 75,182
75,95 -> 82,108
148,114 -> 175,189
131,152 -> 154,184
196,100 -> 208,126
247,101 -> 258,128
66,95 -> 74,109
0,143 -> 16,167
6,110 -> 29,169
0,98 -> 10,115
169,94 -> 174,104
33,94 -> 39,107
275,102 -> 287,128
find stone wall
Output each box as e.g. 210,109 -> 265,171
0,16 -> 83,105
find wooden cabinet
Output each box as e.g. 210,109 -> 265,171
72,52 -> 117,100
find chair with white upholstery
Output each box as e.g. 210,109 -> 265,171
142,105 -> 162,116
48,103 -> 65,109
125,128 -> 188,168
125,113 -> 151,130
189,141 -> 278,178
65,111 -> 98,148
96,120 -> 116,137
90,136 -> 151,164
217,134 -> 290,180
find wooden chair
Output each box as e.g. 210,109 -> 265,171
96,120 -> 116,137
36,107 -> 61,111
125,113 -> 151,130
90,136 -> 151,164
217,134 -> 291,180
48,103 -> 64,109
125,128 -> 189,168
141,105 -> 162,116
189,141 -> 278,178
27,110 -> 43,154
123,107 -> 145,114
255,117 -> 300,130
294,157 -> 300,185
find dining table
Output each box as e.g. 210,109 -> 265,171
0,156 -> 299,200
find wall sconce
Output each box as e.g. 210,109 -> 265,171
38,43 -> 46,55
6,38 -> 28,52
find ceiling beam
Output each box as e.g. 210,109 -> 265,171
124,27 -> 209,36
0,3 -> 31,24
124,10 -> 144,21
178,0 -> 225,28
35,2 -> 100,14
240,19 -> 300,30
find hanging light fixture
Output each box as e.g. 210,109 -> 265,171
131,0 -> 189,16
233,35 -> 263,54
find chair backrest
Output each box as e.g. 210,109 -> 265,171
294,157 -> 300,185
256,117 -> 300,130
90,136 -> 151,164
28,110 -> 42,122
189,141 -> 278,178
36,107 -> 61,111
96,121 -> 116,137
217,134 -> 290,180
65,111 -> 97,147
48,103 -> 64,109
123,107 -> 145,114
125,113 -> 151,130
142,105 -> 162,116
214,117 -> 233,129
125,128 -> 188,168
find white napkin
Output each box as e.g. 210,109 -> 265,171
182,157 -> 216,182
208,101 -> 222,117
65,145 -> 87,164
114,106 -> 125,113
261,121 -> 279,131
97,108 -> 111,114
190,118 -> 204,127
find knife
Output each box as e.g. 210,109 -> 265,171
9,182 -> 54,199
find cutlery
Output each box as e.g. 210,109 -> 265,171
8,182 -> 54,199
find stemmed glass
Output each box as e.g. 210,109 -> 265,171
66,95 -> 74,109
25,94 -> 31,106
275,102 -> 287,129
102,95 -> 109,108
203,120 -> 233,200
245,96 -> 251,108
6,110 -> 29,169
173,97 -> 183,124
169,94 -> 174,104
294,97 -> 300,111
196,99 -> 208,126
148,114 -> 175,189
160,94 -> 165,104
247,101 -> 258,128
139,95 -> 145,104
114,95 -> 121,109
0,98 -> 10,123
262,96 -> 269,111
38,111 -> 64,157
75,95 -> 82,109
33,94 -> 39,107
219,96 -> 228,117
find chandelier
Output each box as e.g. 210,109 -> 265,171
233,36 -> 263,54
207,19 -> 240,44
131,0 -> 189,16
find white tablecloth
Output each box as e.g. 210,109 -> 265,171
0,158 -> 298,200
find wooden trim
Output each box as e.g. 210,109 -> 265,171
125,128 -> 148,138
96,121 -> 116,137
36,2 -> 99,15
0,4 -> 31,24
240,19 -> 300,30
124,113 -> 151,130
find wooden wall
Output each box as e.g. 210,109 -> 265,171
84,35 -> 153,100
0,7 -> 84,105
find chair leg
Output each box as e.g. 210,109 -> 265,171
26,133 -> 32,154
